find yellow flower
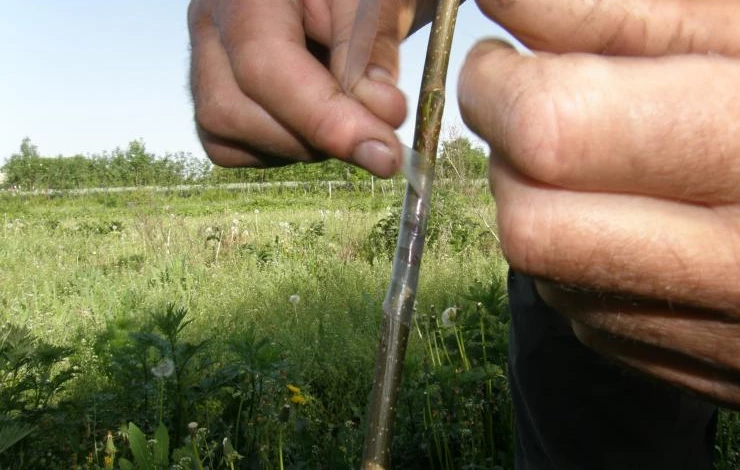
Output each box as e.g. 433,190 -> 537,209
287,384 -> 301,394
290,394 -> 307,405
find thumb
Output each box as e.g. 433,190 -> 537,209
331,0 -> 413,129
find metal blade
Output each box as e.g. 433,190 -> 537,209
343,0 -> 428,195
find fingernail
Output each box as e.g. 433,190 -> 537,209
367,65 -> 395,85
472,37 -> 520,56
352,140 -> 397,175
486,38 -> 517,50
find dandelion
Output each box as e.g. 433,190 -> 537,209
151,358 -> 175,378
223,438 -> 243,468
290,395 -> 307,405
103,430 -> 116,470
441,307 -> 457,328
288,295 -> 300,323
287,384 -> 307,405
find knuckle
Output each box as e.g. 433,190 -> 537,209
229,41 -> 272,92
193,92 -> 235,138
502,79 -> 570,185
496,196 -> 544,274
306,94 -> 357,157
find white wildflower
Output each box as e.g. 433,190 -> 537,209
288,294 -> 300,305
441,307 -> 457,328
151,358 -> 175,378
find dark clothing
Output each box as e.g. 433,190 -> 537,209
507,270 -> 718,470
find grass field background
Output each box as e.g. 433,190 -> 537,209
0,182 -> 737,469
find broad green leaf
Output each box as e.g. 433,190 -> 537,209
153,422 -> 169,467
126,422 -> 153,470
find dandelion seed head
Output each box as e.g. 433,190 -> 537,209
288,294 -> 300,305
151,358 -> 175,378
441,307 -> 457,328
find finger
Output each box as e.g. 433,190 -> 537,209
330,0 -> 412,127
459,41 -> 740,203
536,282 -> 740,374
489,156 -> 740,314
189,5 -> 314,166
474,0 -> 740,56
213,1 -> 404,177
569,321 -> 740,409
196,124 -> 311,169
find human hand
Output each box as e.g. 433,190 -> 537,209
187,0 -> 426,177
458,0 -> 740,408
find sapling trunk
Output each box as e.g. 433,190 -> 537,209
360,1 -> 461,469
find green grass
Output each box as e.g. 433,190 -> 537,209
0,185 -> 737,469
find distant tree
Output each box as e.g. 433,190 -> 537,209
1,138 -> 207,190
2,137 -> 44,190
437,136 -> 488,180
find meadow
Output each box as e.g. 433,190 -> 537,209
0,182 -> 737,469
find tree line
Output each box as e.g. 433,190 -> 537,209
1,137 -> 487,191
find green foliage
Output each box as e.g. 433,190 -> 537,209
716,410 -> 740,470
0,185 -> 736,470
437,137 -> 488,180
393,274 -> 514,470
0,323 -> 76,468
0,421 -> 34,456
1,138 -> 380,191
362,188 -> 493,262
208,158 -> 374,185
0,323 -> 75,414
2,138 -> 207,191
118,422 -> 168,470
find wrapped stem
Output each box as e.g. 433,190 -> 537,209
360,1 -> 461,469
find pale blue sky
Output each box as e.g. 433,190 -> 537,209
0,1 -> 514,165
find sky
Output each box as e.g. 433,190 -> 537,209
0,1 -> 516,165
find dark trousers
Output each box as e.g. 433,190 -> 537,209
508,270 -> 718,470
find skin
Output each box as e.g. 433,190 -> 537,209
458,0 -> 740,408
188,0 -> 740,408
187,0 -> 420,176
